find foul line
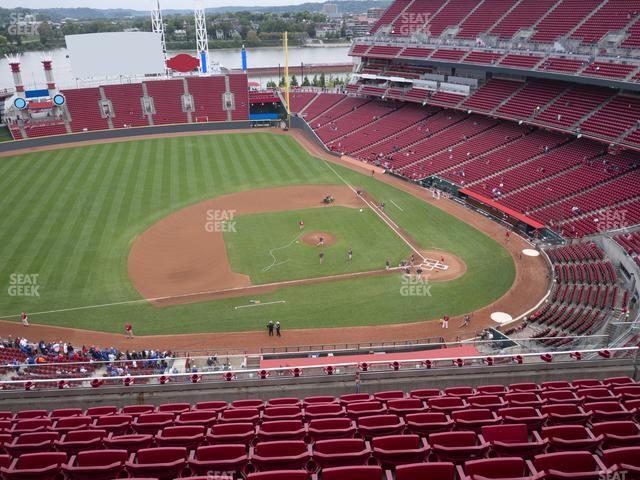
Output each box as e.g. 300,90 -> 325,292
234,300 -> 286,310
390,199 -> 403,212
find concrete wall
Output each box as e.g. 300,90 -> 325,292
0,121 -> 253,155
0,359 -> 635,412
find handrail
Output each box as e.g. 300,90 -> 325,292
2,346 -> 636,389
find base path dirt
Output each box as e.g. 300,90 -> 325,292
301,232 -> 336,247
0,128 -> 551,352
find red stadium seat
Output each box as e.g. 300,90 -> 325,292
505,392 -> 543,408
444,387 -> 477,398
193,401 -> 227,413
120,405 -> 155,417
346,401 -> 386,420
528,451 -> 607,480
207,422 -> 256,445
603,377 -> 635,387
313,438 -> 372,469
405,412 -> 454,436
91,415 -> 132,435
477,385 -> 508,396
571,379 -> 603,389
267,398 -> 302,408
410,388 -> 442,400
386,398 -> 427,417
396,462 -> 456,480
583,402 -> 634,422
10,418 -> 52,435
481,424 -> 547,458
468,395 -> 507,411
542,381 -> 576,392
303,396 -> 336,406
62,449 -> 127,480
188,444 -> 249,476
372,434 -> 429,468
50,408 -> 83,419
304,403 -> 345,421
157,403 -> 190,415
4,432 -> 59,456
0,452 -> 67,480
428,397 -> 468,414
373,390 -> 405,403
591,421 -> 640,448
175,410 -> 218,428
612,385 -> 640,401
131,412 -> 174,435
578,388 -> 620,402
602,446 -> 640,478
357,414 -> 405,440
249,440 -> 312,472
541,404 -> 591,425
541,390 -> 581,404
263,406 -> 303,422
13,410 -> 48,420
452,409 -> 500,431
126,446 -> 187,480
307,418 -> 357,442
247,471 -> 309,480
541,425 -> 603,452
85,406 -> 118,418
54,429 -> 106,455
339,394 -> 373,406
220,408 -> 261,425
155,425 -> 205,449
51,416 -> 92,433
257,420 -> 306,442
231,399 -> 265,410
498,407 -> 547,431
509,383 -> 541,393
317,465 -> 383,480
429,431 -> 490,462
459,457 -> 534,480
103,433 -> 153,454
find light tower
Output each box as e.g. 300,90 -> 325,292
194,1 -> 209,74
151,0 -> 168,71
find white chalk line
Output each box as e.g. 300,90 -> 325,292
390,199 -> 403,211
261,233 -> 303,272
234,300 -> 287,310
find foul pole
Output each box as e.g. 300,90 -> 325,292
283,31 -> 290,125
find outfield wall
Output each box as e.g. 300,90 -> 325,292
0,120 -> 253,154
0,358 -> 635,412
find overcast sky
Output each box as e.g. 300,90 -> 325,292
3,0 -> 326,9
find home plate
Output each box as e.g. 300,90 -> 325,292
522,249 -> 540,257
491,312 -> 513,324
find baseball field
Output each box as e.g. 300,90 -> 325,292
0,131 -> 517,336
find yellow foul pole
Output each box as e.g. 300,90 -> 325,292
284,31 -> 290,125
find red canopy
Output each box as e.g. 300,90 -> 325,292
460,188 -> 545,230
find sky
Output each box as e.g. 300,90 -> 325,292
3,0 -> 327,9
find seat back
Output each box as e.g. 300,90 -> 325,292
136,446 -> 187,464
481,424 -> 529,444
231,399 -> 264,409
592,421 -> 640,437
321,465 -> 382,480
50,408 -> 83,419
160,425 -> 205,438
396,462 -> 456,480
137,412 -> 174,424
267,398 -> 301,407
358,414 -> 399,428
260,420 -> 304,433
254,440 -> 307,457
452,409 -> 493,421
303,396 -> 336,405
211,422 -> 254,435
121,405 -> 155,415
430,431 -> 478,447
63,429 -> 106,442
194,401 -> 227,411
533,451 -> 598,473
305,403 -> 343,417
85,406 -> 118,417
315,438 -> 367,455
542,425 -> 590,440
602,446 -> 640,468
158,403 -> 190,414
464,457 -> 527,478
75,449 -> 127,467
372,434 -> 421,450
15,452 -> 67,469
246,471 -> 309,480
195,444 -> 246,461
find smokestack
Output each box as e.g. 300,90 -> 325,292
41,57 -> 57,97
6,55 -> 25,98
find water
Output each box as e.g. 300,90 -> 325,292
0,45 -> 352,90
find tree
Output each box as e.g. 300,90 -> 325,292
312,74 -> 319,87
245,30 -> 261,47
266,80 -> 277,88
319,73 -> 326,88
290,75 -> 299,87
302,75 -> 311,87
278,76 -> 286,87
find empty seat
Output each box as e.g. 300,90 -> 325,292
247,471 -> 309,480
120,405 -> 155,417
429,431 -> 490,462
541,390 -> 581,404
220,408 -> 261,425
410,389 -> 442,400
193,401 -> 227,413
4,432 -> 59,456
257,420 -> 306,442
346,401 -> 386,420
303,396 -> 336,406
51,416 -> 92,433
613,385 -> 640,401
528,451 -> 607,480
50,408 -> 83,419
62,449 -> 127,480
542,425 -> 602,452
505,392 -> 543,408
249,440 -> 312,472
498,407 -> 547,431
207,422 -> 256,445
460,457 -> 534,480
477,385 -> 508,396
542,404 -> 591,425
157,403 -> 190,415
445,387 -> 477,398
103,433 -> 153,454
85,406 -> 118,418
54,429 -> 106,455
176,410 -> 218,428
357,414 -> 405,440
542,381 -> 576,392
591,421 -> 640,448
405,412 -> 454,436
602,446 -> 640,478
603,377 -> 635,386
188,444 -> 249,476
509,383 -> 541,393
396,462 -> 456,480
429,397 -> 468,414
468,395 -> 506,411
313,438 -> 372,469
267,398 -> 302,408
372,434 -> 429,468
231,399 -> 265,410
481,424 -> 547,458
13,410 -> 48,420
578,388 -> 619,402
319,465 -> 383,480
583,402 -> 634,422
132,412 -> 174,435
263,406 -> 303,422
307,418 -> 357,442
571,379 -> 603,389
387,399 -> 427,417
10,418 -> 52,435
374,391 -> 405,403
125,446 -> 187,480
0,452 -> 67,480
304,403 -> 345,421
155,425 -> 205,449
339,394 -> 373,406
91,415 -> 132,435
452,409 -> 500,431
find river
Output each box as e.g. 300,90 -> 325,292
0,44 -> 352,91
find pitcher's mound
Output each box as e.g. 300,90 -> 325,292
301,232 -> 336,247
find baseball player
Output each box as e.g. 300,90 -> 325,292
21,311 -> 29,327
298,220 -> 304,230
317,236 -> 325,247
319,251 -> 325,264
347,248 -> 353,261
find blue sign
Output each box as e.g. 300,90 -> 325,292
241,46 -> 247,72
13,97 -> 27,109
53,94 -> 65,106
200,52 -> 207,74
25,89 -> 49,99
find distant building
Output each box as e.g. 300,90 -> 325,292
173,29 -> 187,40
315,23 -> 340,38
367,8 -> 384,20
322,3 -> 340,18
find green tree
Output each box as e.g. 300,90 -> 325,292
290,75 -> 299,87
278,76 -> 286,87
301,75 -> 311,87
266,80 -> 277,88
312,74 -> 319,87
319,73 -> 326,88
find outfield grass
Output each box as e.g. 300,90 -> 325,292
224,207 -> 411,284
0,132 -> 515,334
0,127 -> 13,143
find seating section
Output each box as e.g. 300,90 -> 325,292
570,0 -> 640,44
289,91 -> 318,114
489,0 -> 558,39
531,0 -> 603,43
102,83 -> 148,128
456,0 -> 517,39
370,0 -> 412,34
0,383 -> 639,479
61,87 -> 109,133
